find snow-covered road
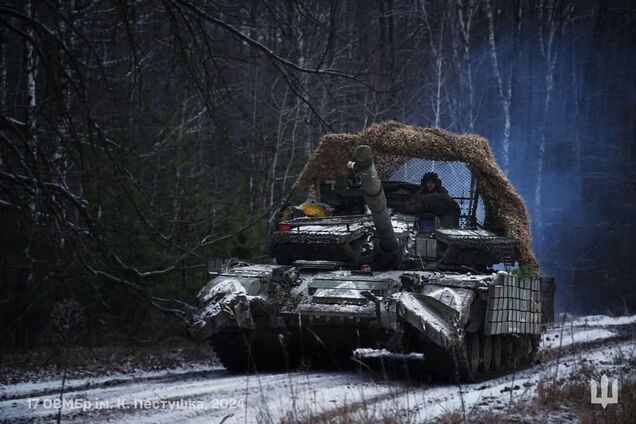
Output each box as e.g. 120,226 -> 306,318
1,315 -> 634,424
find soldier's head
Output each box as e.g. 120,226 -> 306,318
421,172 -> 440,192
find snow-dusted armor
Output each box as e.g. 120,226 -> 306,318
188,122 -> 555,382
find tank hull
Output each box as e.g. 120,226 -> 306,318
189,264 -> 550,381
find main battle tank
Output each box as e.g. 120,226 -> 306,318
188,122 -> 555,382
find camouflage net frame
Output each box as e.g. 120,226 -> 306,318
293,121 -> 539,273
378,157 -> 484,229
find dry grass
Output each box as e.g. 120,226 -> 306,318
532,329 -> 636,423
279,401 -> 407,424
266,374 -> 421,424
434,376 -> 636,424
458,343 -> 636,423
275,337 -> 636,424
0,339 -> 217,385
434,410 -> 531,424
535,368 -> 636,423
277,390 -> 416,424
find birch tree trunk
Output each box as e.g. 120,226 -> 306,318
485,0 -> 512,175
281,100 -> 300,194
25,0 -> 37,145
270,88 -> 289,207
455,0 -> 475,132
421,0 -> 445,128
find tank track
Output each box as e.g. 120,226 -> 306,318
453,332 -> 540,382
211,328 -> 539,382
402,322 -> 539,383
210,331 -> 297,373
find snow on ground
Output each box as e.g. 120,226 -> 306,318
0,364 -> 222,401
541,313 -> 636,350
564,314 -> 636,327
541,328 -> 616,349
1,314 -> 634,424
363,340 -> 634,423
353,348 -> 425,360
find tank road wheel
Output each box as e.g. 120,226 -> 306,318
308,348 -> 354,370
500,334 -> 539,372
515,334 -> 540,367
453,332 -> 482,382
502,335 -> 517,371
211,333 -> 251,372
530,334 -> 540,363
466,332 -> 481,374
211,332 -> 298,373
491,335 -> 503,372
515,335 -> 531,366
480,335 -> 492,374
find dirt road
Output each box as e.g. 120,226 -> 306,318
1,314 -> 634,423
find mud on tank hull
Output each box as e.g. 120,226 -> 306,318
188,264 -> 554,382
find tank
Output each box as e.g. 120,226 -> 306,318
187,123 -> 556,382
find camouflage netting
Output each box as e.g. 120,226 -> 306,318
293,121 -> 539,274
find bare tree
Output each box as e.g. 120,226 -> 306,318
534,0 -> 573,252
485,0 -> 513,174
420,0 -> 448,128
455,0 -> 477,132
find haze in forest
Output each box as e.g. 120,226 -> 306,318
0,0 -> 634,348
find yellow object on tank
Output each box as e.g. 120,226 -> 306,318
301,203 -> 327,217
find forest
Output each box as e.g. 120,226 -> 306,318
0,0 -> 634,350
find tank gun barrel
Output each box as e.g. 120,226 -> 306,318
351,145 -> 400,265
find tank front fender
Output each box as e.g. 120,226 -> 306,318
188,290 -> 256,341
392,292 -> 461,349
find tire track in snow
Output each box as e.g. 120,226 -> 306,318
1,314 -> 634,424
0,367 -> 226,401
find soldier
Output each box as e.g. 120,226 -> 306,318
393,171 -> 460,228
419,172 -> 448,195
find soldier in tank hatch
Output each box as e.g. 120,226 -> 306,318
419,172 -> 448,195
392,171 -> 460,228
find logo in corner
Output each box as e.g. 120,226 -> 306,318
590,374 -> 619,409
